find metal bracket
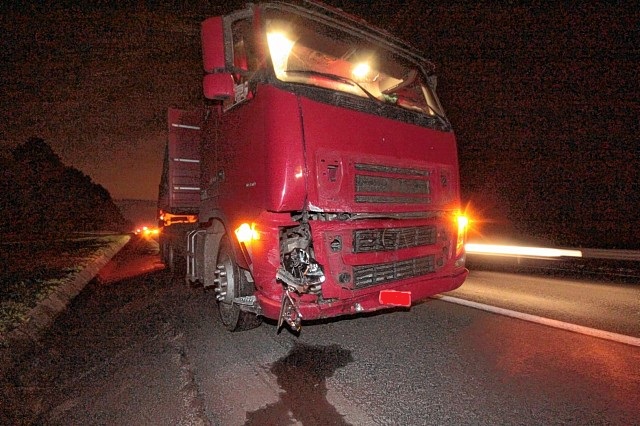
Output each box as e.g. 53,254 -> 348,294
277,288 -> 302,333
186,229 -> 206,283
233,295 -> 262,316
276,268 -> 310,293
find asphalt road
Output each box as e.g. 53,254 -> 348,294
448,269 -> 640,338
1,239 -> 639,425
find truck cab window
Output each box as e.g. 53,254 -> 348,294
231,19 -> 258,83
264,10 -> 444,118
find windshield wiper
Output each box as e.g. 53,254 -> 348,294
284,69 -> 383,103
284,69 -> 450,129
423,106 -> 449,129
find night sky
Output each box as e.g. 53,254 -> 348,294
1,1 -> 638,248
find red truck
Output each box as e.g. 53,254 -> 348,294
158,0 -> 468,332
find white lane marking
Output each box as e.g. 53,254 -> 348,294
432,295 -> 640,348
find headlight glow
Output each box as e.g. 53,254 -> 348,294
352,62 -> 371,80
267,32 -> 294,75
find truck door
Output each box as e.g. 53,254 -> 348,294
212,15 -> 267,224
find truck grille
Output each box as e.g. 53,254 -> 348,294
354,163 -> 431,205
353,226 -> 437,253
352,255 -> 436,289
355,163 -> 430,176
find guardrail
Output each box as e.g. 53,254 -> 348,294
580,248 -> 640,262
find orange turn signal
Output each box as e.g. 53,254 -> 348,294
235,223 -> 259,244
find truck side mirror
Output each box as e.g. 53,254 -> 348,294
203,73 -> 235,100
202,17 -> 226,72
202,16 -> 234,100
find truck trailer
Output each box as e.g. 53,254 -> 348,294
158,0 -> 469,332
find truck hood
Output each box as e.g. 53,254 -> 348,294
299,96 -> 461,214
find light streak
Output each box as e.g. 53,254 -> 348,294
465,243 -> 582,258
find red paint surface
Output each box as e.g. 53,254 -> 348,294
379,290 -> 412,307
190,84 -> 468,321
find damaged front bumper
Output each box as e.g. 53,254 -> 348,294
261,267 -> 467,327
251,213 -> 468,332
233,211 -> 467,332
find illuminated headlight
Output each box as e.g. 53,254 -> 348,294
267,32 -> 294,76
352,62 -> 371,80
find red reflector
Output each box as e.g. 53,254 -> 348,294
379,290 -> 412,307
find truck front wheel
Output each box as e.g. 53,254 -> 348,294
214,236 -> 262,331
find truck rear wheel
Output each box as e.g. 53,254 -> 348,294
214,236 -> 262,332
160,230 -> 187,275
161,238 -> 181,274
160,238 -> 173,269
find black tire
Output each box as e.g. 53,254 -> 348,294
160,236 -> 167,263
161,234 -> 186,276
215,236 -> 262,332
160,237 -> 176,270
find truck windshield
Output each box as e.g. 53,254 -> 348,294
264,9 -> 443,117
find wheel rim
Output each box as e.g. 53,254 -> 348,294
215,251 -> 238,324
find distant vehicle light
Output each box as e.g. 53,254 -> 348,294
136,225 -> 160,238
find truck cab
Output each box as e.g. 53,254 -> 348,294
159,1 -> 468,332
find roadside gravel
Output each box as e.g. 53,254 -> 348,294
0,234 -> 130,376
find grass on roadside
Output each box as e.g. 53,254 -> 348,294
0,235 -> 125,336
